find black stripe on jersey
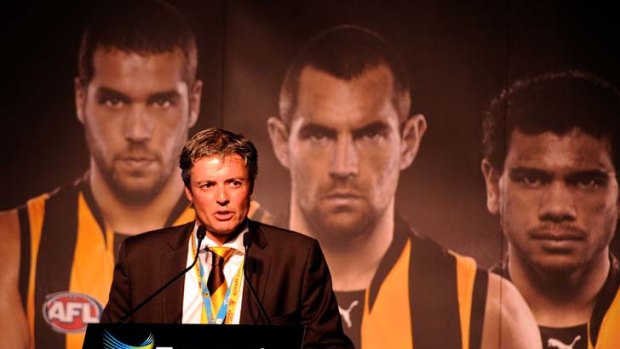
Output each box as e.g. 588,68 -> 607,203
34,184 -> 79,349
79,177 -> 106,240
17,205 -> 31,310
589,255 -> 620,346
469,269 -> 488,349
410,234 -> 462,349
367,215 -> 410,310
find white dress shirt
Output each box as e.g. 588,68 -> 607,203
182,222 -> 247,324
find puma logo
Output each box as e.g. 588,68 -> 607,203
338,300 -> 359,329
547,335 -> 581,349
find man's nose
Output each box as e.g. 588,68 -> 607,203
216,186 -> 230,205
124,105 -> 154,143
539,181 -> 577,223
329,136 -> 358,179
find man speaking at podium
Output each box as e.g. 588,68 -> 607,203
101,128 -> 352,348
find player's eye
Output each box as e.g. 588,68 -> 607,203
99,96 -> 126,108
510,170 -> 549,188
357,128 -> 386,141
152,98 -> 172,109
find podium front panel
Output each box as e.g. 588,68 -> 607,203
83,323 -> 304,349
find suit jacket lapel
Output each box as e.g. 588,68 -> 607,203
160,222 -> 194,323
240,221 -> 272,324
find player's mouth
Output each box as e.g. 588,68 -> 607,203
118,156 -> 156,169
530,229 -> 586,251
324,192 -> 362,205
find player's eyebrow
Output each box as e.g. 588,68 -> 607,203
297,123 -> 337,139
352,121 -> 390,138
147,90 -> 181,103
508,167 -> 552,181
96,87 -> 130,103
565,170 -> 611,184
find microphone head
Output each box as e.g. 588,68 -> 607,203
196,225 -> 207,240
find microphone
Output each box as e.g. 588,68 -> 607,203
243,233 -> 271,325
117,225 -> 207,323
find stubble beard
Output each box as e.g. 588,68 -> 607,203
301,202 -> 380,250
85,128 -> 175,206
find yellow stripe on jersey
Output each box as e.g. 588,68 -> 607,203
361,240 -> 413,349
451,252 -> 478,349
26,193 -> 48,348
360,240 -> 480,349
591,288 -> 620,348
66,193 -> 115,349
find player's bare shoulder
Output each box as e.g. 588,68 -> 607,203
0,208 -> 20,274
482,273 -> 542,349
0,209 -> 30,347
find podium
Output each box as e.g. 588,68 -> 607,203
83,323 -> 305,349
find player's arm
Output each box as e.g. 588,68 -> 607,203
0,209 -> 30,348
481,273 -> 541,349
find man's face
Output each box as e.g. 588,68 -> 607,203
184,155 -> 251,244
484,129 -> 619,274
269,65 -> 424,244
76,48 -> 201,203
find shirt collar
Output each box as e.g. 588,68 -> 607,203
192,220 -> 248,254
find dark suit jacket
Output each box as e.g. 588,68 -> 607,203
101,220 -> 352,348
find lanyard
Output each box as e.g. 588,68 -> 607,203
192,236 -> 244,324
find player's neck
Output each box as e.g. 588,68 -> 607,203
289,199 -> 394,292
507,247 -> 610,327
89,165 -> 185,235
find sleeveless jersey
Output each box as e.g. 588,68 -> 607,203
18,175 -> 272,349
492,256 -> 620,349
358,217 -> 488,349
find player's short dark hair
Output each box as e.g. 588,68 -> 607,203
279,25 -> 411,127
483,70 -> 620,173
78,0 -> 197,86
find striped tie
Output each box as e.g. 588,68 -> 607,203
208,247 -> 234,317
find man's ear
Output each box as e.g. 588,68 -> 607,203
400,114 -> 427,170
75,77 -> 86,124
481,159 -> 500,214
188,80 -> 203,128
267,116 -> 291,169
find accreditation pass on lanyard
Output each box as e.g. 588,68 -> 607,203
192,238 -> 244,324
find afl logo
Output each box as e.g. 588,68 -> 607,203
42,292 -> 103,333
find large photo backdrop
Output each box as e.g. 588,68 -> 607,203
1,1 -> 619,348
219,0 -> 620,266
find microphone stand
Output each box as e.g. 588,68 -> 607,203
117,226 -> 207,323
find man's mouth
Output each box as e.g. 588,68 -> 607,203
214,211 -> 235,220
